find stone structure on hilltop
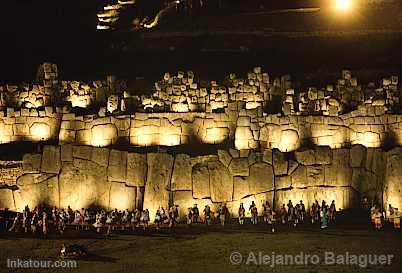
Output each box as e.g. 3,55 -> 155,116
0,63 -> 401,219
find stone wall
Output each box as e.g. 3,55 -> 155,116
0,107 -> 61,143
1,107 -> 402,152
0,144 -> 400,221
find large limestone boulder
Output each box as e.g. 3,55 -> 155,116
91,123 -> 118,147
278,129 -> 299,152
72,145 -> 92,160
291,165 -> 307,188
295,149 -> 315,165
61,144 -> 73,162
248,163 -> 274,194
233,177 -> 250,200
306,166 -> 325,186
350,145 -> 366,168
91,147 -> 110,167
143,153 -> 174,221
59,162 -> 110,209
0,188 -> 15,209
15,174 -> 59,210
275,176 -> 291,189
126,153 -> 147,187
229,158 -> 249,176
109,182 -> 136,210
384,148 -> 402,210
107,149 -> 127,182
208,160 -> 233,202
262,149 -> 273,164
41,145 -> 61,174
295,147 -> 331,165
218,150 -> 232,167
273,149 -> 288,176
171,154 -> 192,191
22,153 -> 41,173
192,164 -> 210,199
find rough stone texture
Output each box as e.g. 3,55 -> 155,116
172,190 -> 193,218
291,165 -> 307,188
91,147 -> 110,167
350,145 -> 366,168
109,182 -> 136,210
91,123 -> 118,146
384,148 -> 402,210
143,153 -> 174,221
59,162 -> 110,209
15,174 -> 59,211
233,176 -> 250,201
248,163 -> 274,194
262,149 -> 273,164
273,149 -> 288,176
22,153 -> 41,173
72,145 -> 92,160
126,153 -> 147,187
192,164 -> 210,199
288,160 -> 299,175
208,160 -> 233,202
61,144 -> 73,162
306,165 -> 325,186
275,175 -> 292,189
229,158 -> 249,176
171,154 -> 192,191
0,188 -> 15,209
218,150 -> 232,167
295,147 -> 332,165
107,149 -> 127,182
41,145 -> 61,174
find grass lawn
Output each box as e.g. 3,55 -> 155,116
0,221 -> 401,273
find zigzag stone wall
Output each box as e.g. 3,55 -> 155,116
0,144 -> 401,221
1,106 -> 402,151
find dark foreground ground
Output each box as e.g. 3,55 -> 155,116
0,214 -> 401,273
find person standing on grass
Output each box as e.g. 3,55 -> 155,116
373,207 -> 382,230
238,203 -> 245,225
270,210 -> 277,233
300,200 -> 306,222
106,212 -> 113,235
218,203 -> 228,227
192,204 -> 199,223
155,208 -> 162,230
204,205 -> 212,226
187,208 -> 193,226
142,209 -> 150,230
287,200 -> 296,227
58,210 -> 67,235
280,204 -> 287,224
42,212 -> 48,237
8,213 -> 22,233
393,208 -> 400,230
329,200 -> 336,223
31,210 -> 39,236
320,204 -> 328,229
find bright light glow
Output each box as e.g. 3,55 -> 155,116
335,0 -> 352,11
91,124 -> 117,147
30,122 -> 51,141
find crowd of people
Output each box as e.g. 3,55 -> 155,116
1,199 -> 400,237
363,198 -> 401,231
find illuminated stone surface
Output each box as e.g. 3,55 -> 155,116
143,153 -> 174,220
171,154 -> 192,191
126,153 -> 147,187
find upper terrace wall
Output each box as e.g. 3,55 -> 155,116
1,107 -> 402,151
